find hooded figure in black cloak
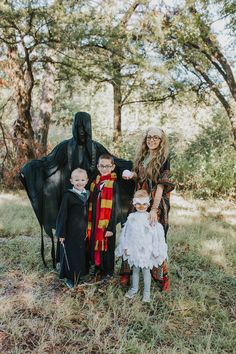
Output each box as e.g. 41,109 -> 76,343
20,112 -> 134,267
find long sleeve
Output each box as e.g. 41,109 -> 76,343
41,141 -> 69,177
55,193 -> 69,239
156,158 -> 175,193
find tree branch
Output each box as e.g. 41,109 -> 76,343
185,41 -> 227,81
119,1 -> 141,27
191,61 -> 236,149
123,91 -> 178,106
121,76 -> 138,105
187,6 -> 236,101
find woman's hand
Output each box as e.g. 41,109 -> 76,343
149,209 -> 158,226
125,249 -> 129,256
149,185 -> 163,226
122,170 -> 136,180
105,231 -> 113,237
59,237 -> 65,244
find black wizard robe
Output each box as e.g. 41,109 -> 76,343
55,190 -> 90,283
19,112 -> 134,265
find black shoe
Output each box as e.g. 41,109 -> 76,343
101,274 -> 114,283
65,279 -> 74,288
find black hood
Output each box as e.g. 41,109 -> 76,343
72,112 -> 92,141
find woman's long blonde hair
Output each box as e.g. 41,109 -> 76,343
134,127 -> 169,183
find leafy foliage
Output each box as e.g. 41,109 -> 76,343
172,112 -> 236,198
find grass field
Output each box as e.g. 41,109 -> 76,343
0,191 -> 235,354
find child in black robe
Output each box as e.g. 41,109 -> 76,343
56,168 -> 90,288
87,154 -> 121,280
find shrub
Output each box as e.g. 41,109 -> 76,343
171,113 -> 236,199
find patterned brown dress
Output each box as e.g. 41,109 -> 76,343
136,158 -> 175,238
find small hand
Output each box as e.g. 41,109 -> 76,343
122,170 -> 135,180
105,231 -> 113,237
59,238 -> 65,244
149,210 -> 158,226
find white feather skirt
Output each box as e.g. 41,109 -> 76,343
115,212 -> 167,269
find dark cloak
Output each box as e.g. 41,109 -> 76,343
55,190 -> 90,283
20,112 -> 134,266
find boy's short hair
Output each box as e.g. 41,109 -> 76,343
133,189 -> 149,199
98,154 -> 114,165
71,168 -> 88,178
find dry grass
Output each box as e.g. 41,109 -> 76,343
0,191 -> 236,353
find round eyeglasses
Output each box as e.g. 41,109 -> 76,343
146,135 -> 161,142
98,165 -> 113,169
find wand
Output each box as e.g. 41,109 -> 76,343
62,242 -> 70,271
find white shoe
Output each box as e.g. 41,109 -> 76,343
125,289 -> 138,299
142,294 -> 150,303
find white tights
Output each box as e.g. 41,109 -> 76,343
130,266 -> 151,300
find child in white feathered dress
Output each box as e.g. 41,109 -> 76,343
116,190 -> 167,302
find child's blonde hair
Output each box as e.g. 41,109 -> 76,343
71,168 -> 88,178
133,189 -> 149,199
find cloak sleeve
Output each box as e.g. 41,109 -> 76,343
19,159 -> 45,226
41,141 -> 69,177
20,140 -> 70,236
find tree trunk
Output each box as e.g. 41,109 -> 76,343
13,106 -> 36,160
34,59 -> 56,155
7,47 -> 36,161
110,4 -> 141,143
112,80 -> 122,142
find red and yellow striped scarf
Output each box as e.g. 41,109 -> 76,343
87,172 -> 117,251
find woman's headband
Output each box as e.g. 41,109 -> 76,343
146,127 -> 163,139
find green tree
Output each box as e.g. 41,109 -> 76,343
153,1 -> 236,148
56,0 -> 152,141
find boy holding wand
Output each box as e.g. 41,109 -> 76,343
56,168 -> 90,288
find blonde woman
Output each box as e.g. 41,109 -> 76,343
122,127 -> 175,291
